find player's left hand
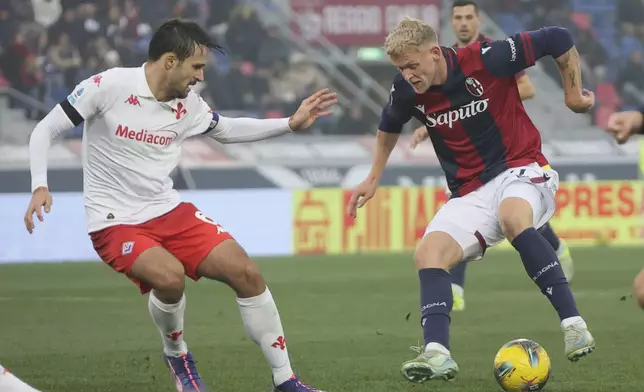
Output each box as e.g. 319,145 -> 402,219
565,88 -> 595,114
288,88 -> 338,131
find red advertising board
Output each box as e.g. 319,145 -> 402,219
290,0 -> 441,46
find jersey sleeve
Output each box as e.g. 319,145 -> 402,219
61,72 -> 112,125
481,27 -> 575,78
187,94 -> 216,137
378,76 -> 415,133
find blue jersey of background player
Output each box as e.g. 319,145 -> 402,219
348,19 -> 596,384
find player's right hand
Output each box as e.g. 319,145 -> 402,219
410,126 -> 429,149
24,186 -> 53,234
565,88 -> 595,113
347,178 -> 379,218
606,110 -> 644,144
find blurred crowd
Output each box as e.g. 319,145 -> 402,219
1,0 -> 642,135
481,0 -> 644,124
0,0 -> 367,135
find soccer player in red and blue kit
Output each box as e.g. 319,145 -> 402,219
348,18 -> 596,383
412,0 -> 575,312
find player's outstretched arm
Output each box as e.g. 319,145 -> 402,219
347,80 -> 412,217
24,105 -> 76,233
347,130 -> 399,218
606,109 -> 644,144
201,89 -> 337,144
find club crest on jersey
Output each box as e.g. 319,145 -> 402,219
465,77 -> 484,97
122,241 -> 135,255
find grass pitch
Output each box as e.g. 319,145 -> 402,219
1,247 -> 643,391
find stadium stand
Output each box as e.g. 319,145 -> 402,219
480,0 -> 644,128
0,0 -> 642,137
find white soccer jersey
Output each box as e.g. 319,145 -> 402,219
29,64 -> 292,233
64,66 -> 216,232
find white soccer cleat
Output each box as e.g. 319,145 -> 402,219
563,319 -> 595,362
401,344 -> 459,383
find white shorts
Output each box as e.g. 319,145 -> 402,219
425,163 -> 559,261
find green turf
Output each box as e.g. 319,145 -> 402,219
1,247 -> 643,391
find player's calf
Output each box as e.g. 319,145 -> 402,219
197,240 -> 320,389
412,232 -> 463,353
634,269 -> 644,309
499,192 -> 594,361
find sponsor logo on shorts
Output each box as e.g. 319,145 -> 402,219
122,241 -> 135,256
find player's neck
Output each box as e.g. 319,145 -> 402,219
457,34 -> 479,48
144,62 -> 173,102
432,54 -> 449,87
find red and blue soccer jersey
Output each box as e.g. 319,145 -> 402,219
455,34 -> 527,80
380,27 -> 574,198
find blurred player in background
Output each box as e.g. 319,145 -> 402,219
411,0 -> 575,311
24,18 -> 333,392
606,108 -> 644,309
0,364 -> 41,392
348,18 -> 596,383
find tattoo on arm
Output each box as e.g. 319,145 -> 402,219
555,47 -> 580,90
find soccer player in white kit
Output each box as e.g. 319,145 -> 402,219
0,364 -> 42,392
23,19 -> 335,392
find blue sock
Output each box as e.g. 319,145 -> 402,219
419,268 -> 452,349
538,223 -> 561,252
449,261 -> 467,288
512,228 -> 580,320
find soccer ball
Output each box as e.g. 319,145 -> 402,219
493,339 -> 551,392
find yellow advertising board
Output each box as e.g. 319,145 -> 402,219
292,182 -> 644,255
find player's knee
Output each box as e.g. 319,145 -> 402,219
414,231 -> 462,270
499,198 -> 534,241
634,270 -> 644,309
228,259 -> 266,297
149,265 -> 185,300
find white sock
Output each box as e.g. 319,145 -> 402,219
237,287 -> 293,386
0,365 -> 42,392
561,316 -> 586,329
148,291 -> 189,357
425,342 -> 450,356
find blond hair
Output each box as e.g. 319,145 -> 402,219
384,17 -> 437,56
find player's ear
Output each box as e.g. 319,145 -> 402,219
430,45 -> 442,60
163,53 -> 178,70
